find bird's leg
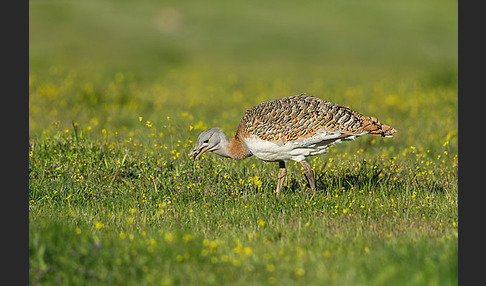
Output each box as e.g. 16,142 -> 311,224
276,161 -> 287,196
299,160 -> 316,194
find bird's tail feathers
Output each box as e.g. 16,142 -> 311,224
362,116 -> 397,137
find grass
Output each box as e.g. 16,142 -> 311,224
28,109 -> 457,285
29,0 -> 457,285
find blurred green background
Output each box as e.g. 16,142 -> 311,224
29,0 -> 457,82
29,0 -> 458,151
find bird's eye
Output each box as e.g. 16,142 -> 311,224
203,139 -> 209,144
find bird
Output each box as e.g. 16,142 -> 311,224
189,94 -> 396,195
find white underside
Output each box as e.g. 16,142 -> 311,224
243,128 -> 368,162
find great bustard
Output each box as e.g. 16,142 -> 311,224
189,94 -> 396,195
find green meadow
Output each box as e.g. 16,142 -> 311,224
29,0 -> 457,285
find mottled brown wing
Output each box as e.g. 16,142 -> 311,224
236,95 -> 373,142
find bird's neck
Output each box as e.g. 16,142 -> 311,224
228,135 -> 252,160
213,133 -> 251,160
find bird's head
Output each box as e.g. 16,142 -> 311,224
189,128 -> 225,160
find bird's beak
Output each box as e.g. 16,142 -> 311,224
189,146 -> 208,160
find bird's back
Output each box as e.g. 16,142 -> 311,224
235,94 -> 395,144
